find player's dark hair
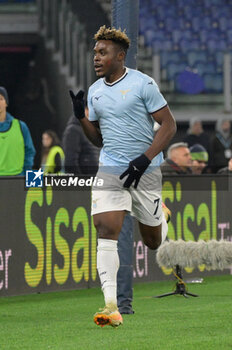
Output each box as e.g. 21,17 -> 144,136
94,25 -> 130,53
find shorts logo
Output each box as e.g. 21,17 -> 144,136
92,198 -> 99,209
26,168 -> 44,188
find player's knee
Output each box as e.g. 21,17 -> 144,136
143,236 -> 162,250
93,217 -> 118,239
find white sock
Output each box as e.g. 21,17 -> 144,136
97,238 -> 119,306
161,212 -> 168,243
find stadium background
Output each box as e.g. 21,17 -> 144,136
0,0 -> 232,297
1,0 -> 232,167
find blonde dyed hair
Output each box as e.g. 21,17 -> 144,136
94,25 -> 130,52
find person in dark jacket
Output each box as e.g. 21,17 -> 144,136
183,117 -> 210,153
161,142 -> 192,175
217,158 -> 232,175
210,119 -> 232,173
62,115 -> 99,175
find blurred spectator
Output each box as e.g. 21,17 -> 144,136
210,119 -> 232,173
41,130 -> 64,174
161,142 -> 192,175
190,144 -> 209,174
62,110 -> 99,175
183,117 -> 210,153
217,158 -> 232,175
0,86 -> 35,176
14,60 -> 56,169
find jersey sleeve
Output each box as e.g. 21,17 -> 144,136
88,88 -> 99,121
141,77 -> 167,114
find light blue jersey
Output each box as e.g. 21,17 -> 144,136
88,68 -> 167,169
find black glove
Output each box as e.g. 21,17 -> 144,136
119,154 -> 151,188
69,90 -> 85,119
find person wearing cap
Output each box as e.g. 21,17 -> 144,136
190,144 -> 209,174
0,86 -> 35,175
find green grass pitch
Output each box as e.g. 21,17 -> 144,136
0,275 -> 231,350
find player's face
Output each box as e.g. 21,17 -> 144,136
93,40 -> 123,78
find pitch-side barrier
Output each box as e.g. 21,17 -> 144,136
0,175 -> 231,296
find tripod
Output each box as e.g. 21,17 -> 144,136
154,265 -> 199,298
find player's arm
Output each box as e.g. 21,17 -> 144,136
120,80 -> 176,189
79,118 -> 103,147
69,90 -> 103,148
145,105 -> 176,161
120,105 -> 176,189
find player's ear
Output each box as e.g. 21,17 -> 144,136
117,49 -> 125,62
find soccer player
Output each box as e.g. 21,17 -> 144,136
70,26 -> 176,327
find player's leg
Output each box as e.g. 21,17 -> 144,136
93,210 -> 125,327
91,169 -> 132,327
94,210 -> 125,240
138,215 -> 168,250
130,167 -> 169,250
